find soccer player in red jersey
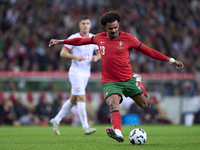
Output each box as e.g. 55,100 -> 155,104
49,11 -> 184,143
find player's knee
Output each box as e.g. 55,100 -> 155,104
76,95 -> 86,102
106,100 -> 119,111
106,95 -> 121,111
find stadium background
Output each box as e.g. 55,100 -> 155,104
0,0 -> 200,126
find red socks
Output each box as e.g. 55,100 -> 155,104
110,111 -> 122,130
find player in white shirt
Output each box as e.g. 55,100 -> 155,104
50,16 -> 101,135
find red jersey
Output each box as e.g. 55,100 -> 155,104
63,31 -> 168,83
92,31 -> 141,83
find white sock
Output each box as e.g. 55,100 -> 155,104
77,102 -> 89,130
55,99 -> 73,124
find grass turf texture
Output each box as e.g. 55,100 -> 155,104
0,124 -> 199,150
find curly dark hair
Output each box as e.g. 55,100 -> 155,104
99,11 -> 122,26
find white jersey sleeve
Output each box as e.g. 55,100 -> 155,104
64,32 -> 99,77
63,34 -> 76,50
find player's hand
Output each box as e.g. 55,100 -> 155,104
75,55 -> 85,61
92,55 -> 98,62
174,60 -> 184,69
49,39 -> 60,47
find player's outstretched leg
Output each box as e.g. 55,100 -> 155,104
106,127 -> 124,142
50,118 -> 60,135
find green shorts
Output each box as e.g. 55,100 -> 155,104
103,77 -> 143,103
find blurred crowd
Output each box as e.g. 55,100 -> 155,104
0,92 -> 102,126
0,0 -> 200,73
0,92 -> 63,126
1,91 -> 199,126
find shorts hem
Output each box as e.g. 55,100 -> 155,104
104,93 -> 123,104
129,91 -> 143,97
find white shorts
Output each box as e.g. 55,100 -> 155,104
69,73 -> 89,95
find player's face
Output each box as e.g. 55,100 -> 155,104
79,19 -> 91,35
105,20 -> 119,39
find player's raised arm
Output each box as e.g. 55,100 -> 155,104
138,43 -> 184,69
49,39 -> 64,47
49,37 -> 92,47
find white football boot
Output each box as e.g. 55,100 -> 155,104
50,118 -> 60,135
106,127 -> 124,142
84,127 -> 97,135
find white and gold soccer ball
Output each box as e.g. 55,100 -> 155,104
129,128 -> 147,145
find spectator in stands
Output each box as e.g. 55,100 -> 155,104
0,100 -> 14,125
26,92 -> 40,125
0,92 -> 5,105
0,93 -> 14,125
34,93 -> 52,126
50,92 -> 63,119
27,92 -> 35,113
13,96 -> 33,125
7,39 -> 27,71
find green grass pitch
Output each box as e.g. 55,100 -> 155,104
0,124 -> 199,150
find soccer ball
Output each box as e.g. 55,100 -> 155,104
129,128 -> 147,145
